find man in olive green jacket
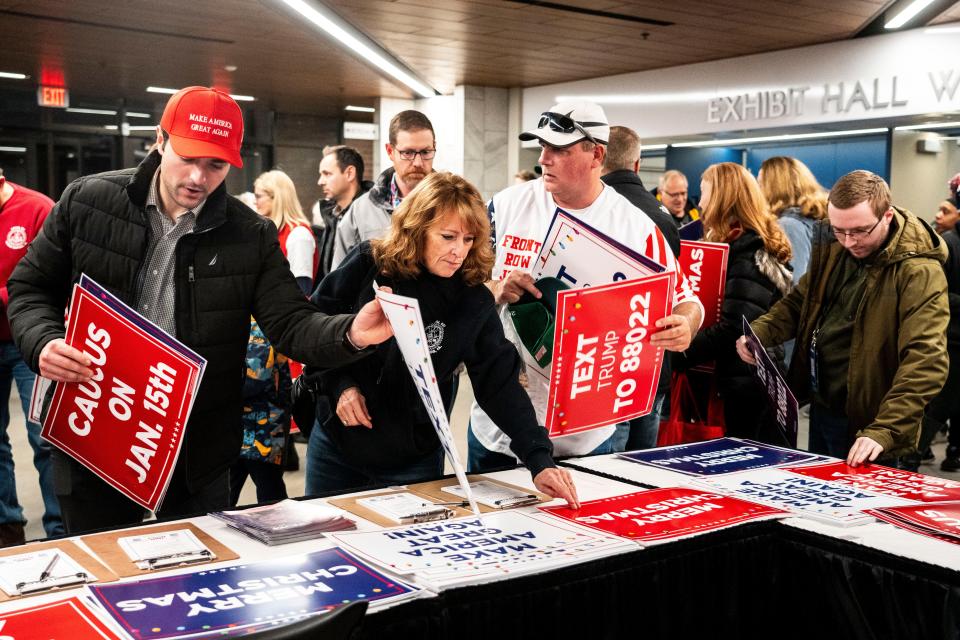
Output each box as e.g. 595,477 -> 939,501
737,170 -> 948,467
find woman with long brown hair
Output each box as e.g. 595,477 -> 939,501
304,171 -> 578,505
758,156 -> 828,284
675,162 -> 793,443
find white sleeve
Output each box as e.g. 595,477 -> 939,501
285,225 -> 316,279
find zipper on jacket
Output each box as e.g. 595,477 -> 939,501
188,264 -> 199,331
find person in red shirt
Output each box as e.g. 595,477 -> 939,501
0,172 -> 61,545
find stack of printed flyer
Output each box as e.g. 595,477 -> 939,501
210,499 -> 355,545
325,510 -> 637,591
79,547 -> 420,639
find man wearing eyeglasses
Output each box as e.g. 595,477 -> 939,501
331,110 -> 436,268
737,170 -> 948,469
468,101 -> 703,470
656,170 -> 700,228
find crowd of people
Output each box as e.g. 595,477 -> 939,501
1,84 -> 959,543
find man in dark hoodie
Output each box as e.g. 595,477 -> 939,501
316,145 -> 373,281
331,111 -> 435,268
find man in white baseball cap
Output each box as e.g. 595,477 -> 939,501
468,100 -> 704,471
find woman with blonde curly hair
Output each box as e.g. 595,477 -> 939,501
674,162 -> 794,444
304,171 -> 578,505
758,156 -> 828,284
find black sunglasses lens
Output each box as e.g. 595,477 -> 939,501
540,112 -> 575,133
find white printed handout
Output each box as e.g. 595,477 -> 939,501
118,528 -> 214,570
441,480 -> 539,509
355,492 -> 456,524
374,284 -> 479,514
0,549 -> 91,596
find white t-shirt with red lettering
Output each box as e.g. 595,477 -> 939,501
470,177 -> 702,459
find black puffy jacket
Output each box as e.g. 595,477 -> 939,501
8,150 -> 362,490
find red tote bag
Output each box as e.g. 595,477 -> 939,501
657,369 -> 726,446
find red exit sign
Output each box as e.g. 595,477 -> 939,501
37,85 -> 69,108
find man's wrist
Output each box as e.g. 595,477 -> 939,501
343,329 -> 368,353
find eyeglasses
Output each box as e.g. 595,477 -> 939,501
832,216 -> 883,240
537,111 -> 601,145
663,189 -> 688,199
394,148 -> 436,161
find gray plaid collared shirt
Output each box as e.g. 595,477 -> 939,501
136,170 -> 205,337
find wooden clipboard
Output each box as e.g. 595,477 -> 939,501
409,475 -> 550,513
80,521 -> 239,578
328,489 -> 474,528
0,540 -> 118,602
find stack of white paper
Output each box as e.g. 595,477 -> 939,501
211,499 -> 355,545
326,510 -> 637,591
118,528 -> 215,570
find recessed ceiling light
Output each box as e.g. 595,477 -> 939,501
885,0 -> 937,29
0,146 -> 27,153
671,128 -> 888,148
895,120 -> 960,130
278,0 -> 436,98
224,65 -> 238,72
345,105 -> 376,113
66,107 -> 117,115
0,72 -> 27,80
147,86 -> 255,101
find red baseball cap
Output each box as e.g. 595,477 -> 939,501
160,86 -> 244,168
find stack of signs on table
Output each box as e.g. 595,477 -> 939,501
529,209 -> 674,436
210,499 -> 355,545
0,596 -> 128,639
41,275 -> 205,512
741,317 -> 799,447
693,468 -> 913,527
374,285 -> 479,513
540,487 -> 788,546
783,461 -> 960,504
617,437 -> 820,486
86,547 -> 419,639
325,510 -> 636,591
863,501 -> 960,545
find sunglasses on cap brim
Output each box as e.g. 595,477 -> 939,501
537,112 -> 603,145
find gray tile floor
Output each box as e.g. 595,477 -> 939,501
8,371 -> 957,541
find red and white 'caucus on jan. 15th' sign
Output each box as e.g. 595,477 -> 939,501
42,283 -> 203,511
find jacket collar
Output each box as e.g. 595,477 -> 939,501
601,169 -> 645,189
368,167 -> 397,210
126,149 -> 229,232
